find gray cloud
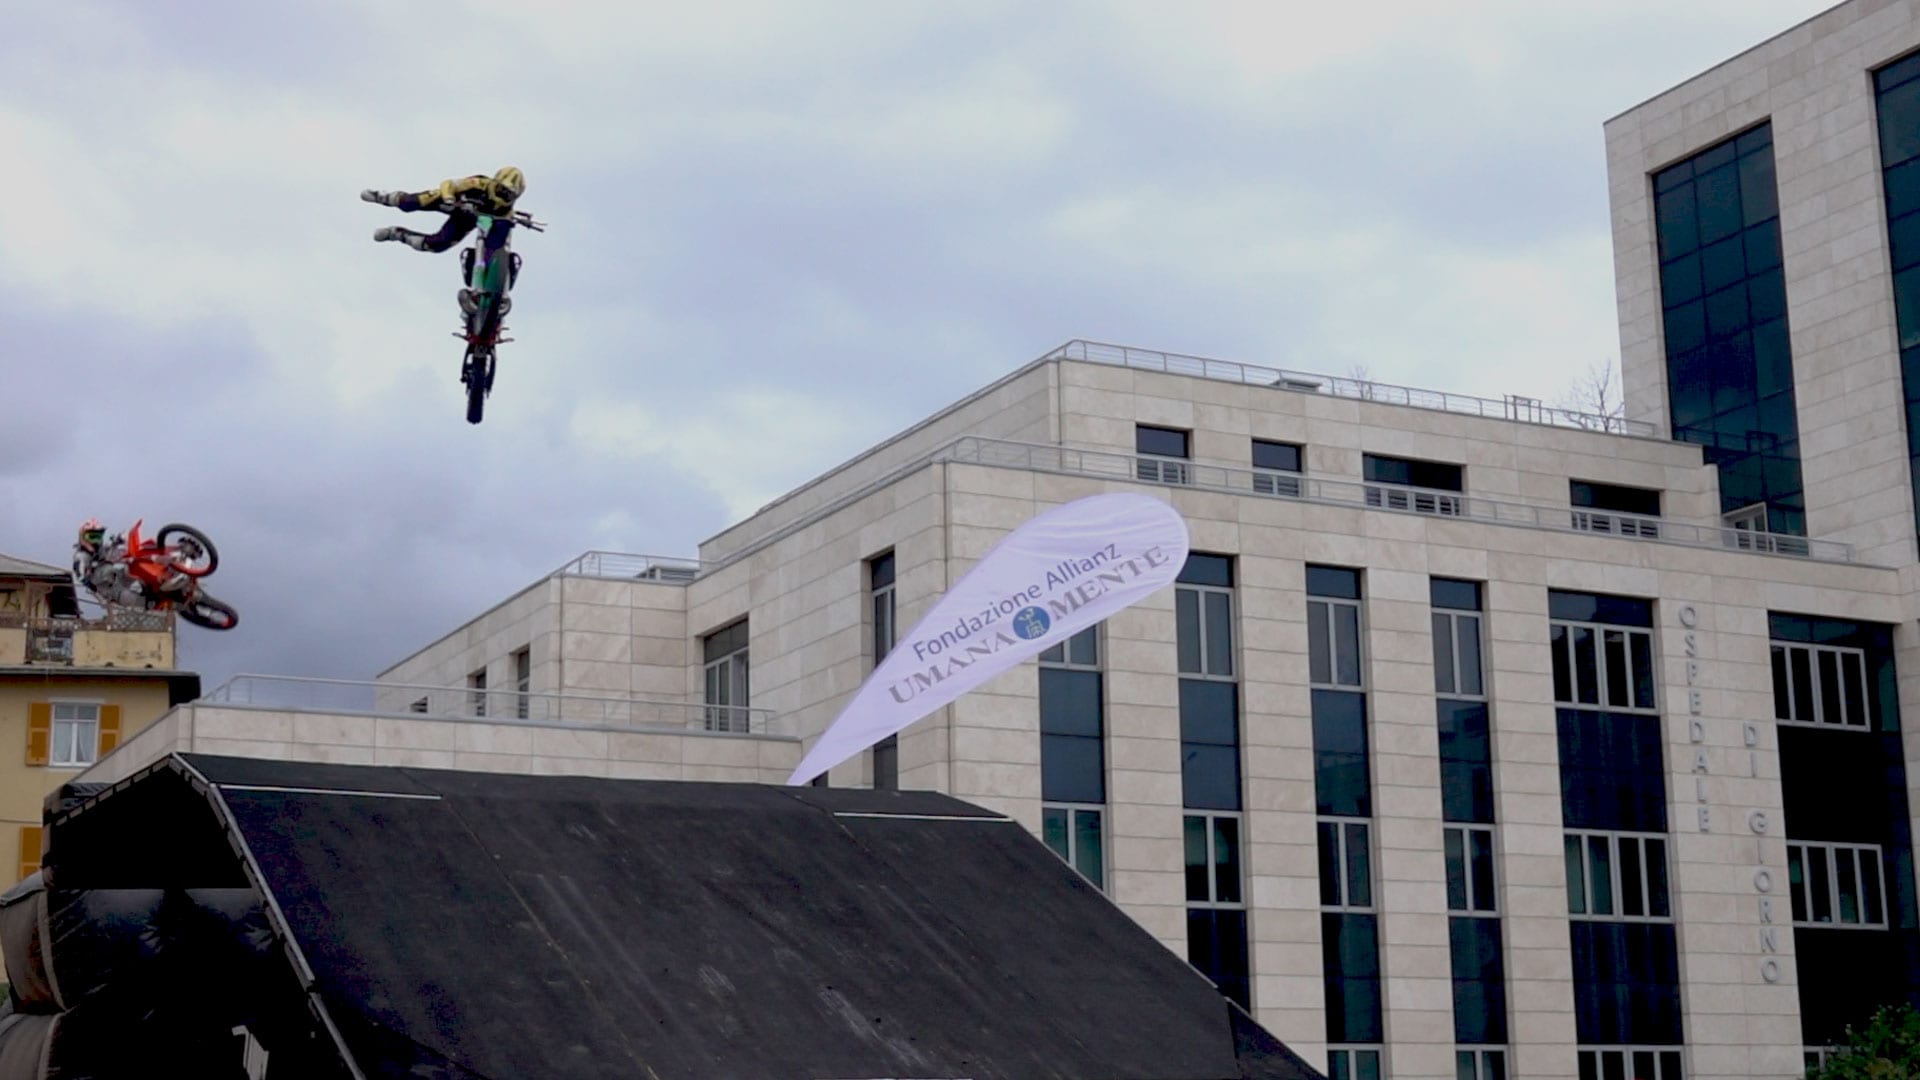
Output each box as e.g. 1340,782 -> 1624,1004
1,0 -> 1833,688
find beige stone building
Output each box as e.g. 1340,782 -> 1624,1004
66,2 -> 1920,1078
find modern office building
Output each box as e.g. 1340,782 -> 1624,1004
57,2 -> 1920,1078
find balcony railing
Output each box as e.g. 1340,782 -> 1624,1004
941,436 -> 1853,562
1044,339 -> 1657,437
201,674 -> 786,737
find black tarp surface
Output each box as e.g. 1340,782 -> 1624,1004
151,754 -> 1320,1080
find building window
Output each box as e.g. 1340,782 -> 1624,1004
870,552 -> 899,789
1252,438 -> 1303,496
467,669 -> 487,717
49,703 -> 99,768
1571,480 -> 1662,537
702,619 -> 750,732
1805,1046 -> 1841,1073
1176,557 -> 1235,678
1308,567 -> 1364,689
1873,55 -> 1920,552
1565,831 -> 1671,920
1043,805 -> 1104,889
1326,1047 -> 1382,1080
1787,842 -> 1886,929
1432,607 -> 1484,697
1318,817 -> 1373,910
1653,122 -> 1803,536
513,647 -> 531,720
1551,620 -> 1656,711
1578,1047 -> 1684,1079
1771,642 -> 1870,729
1457,1047 -> 1508,1080
1447,826 -> 1498,913
1363,452 -> 1463,515
1136,424 -> 1191,485
1178,553 -> 1246,1008
1185,812 -> 1248,1006
1042,626 -> 1105,889
409,697 -> 429,714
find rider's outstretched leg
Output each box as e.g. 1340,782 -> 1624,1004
374,227 -> 436,250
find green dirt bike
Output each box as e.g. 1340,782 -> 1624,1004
454,208 -> 546,424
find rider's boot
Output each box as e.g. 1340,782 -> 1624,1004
360,189 -> 405,206
458,289 -> 480,316
375,227 -> 432,250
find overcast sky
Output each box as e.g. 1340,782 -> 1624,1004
0,0 -> 1834,688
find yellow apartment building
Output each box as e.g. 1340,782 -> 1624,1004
0,553 -> 198,887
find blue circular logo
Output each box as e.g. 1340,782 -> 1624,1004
1012,606 -> 1052,640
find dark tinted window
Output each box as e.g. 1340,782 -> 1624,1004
1557,710 -> 1668,832
1570,481 -> 1662,517
1450,916 -> 1509,1045
1549,590 -> 1654,628
1653,123 -> 1805,533
1187,908 -> 1250,1009
1438,700 -> 1495,824
1323,913 -> 1384,1043
1363,453 -> 1464,491
1178,553 -> 1234,588
702,618 -> 748,661
1136,424 -> 1190,458
1313,690 -> 1371,817
1306,565 -> 1362,600
1252,439 -> 1303,472
1430,578 -> 1482,612
1568,922 -> 1683,1044
1181,680 -> 1241,810
1040,669 -> 1103,804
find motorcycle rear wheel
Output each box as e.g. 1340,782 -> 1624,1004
155,523 -> 219,576
463,347 -> 492,425
179,594 -> 238,630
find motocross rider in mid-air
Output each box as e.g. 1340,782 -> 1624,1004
74,519 -> 187,608
360,167 -> 527,317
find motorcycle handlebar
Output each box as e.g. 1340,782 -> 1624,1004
511,211 -> 547,232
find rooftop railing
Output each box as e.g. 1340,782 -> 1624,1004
942,437 -> 1855,562
201,674 -> 785,737
1044,339 -> 1658,438
554,552 -> 705,581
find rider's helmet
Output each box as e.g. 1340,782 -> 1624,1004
77,518 -> 104,553
490,166 -> 525,205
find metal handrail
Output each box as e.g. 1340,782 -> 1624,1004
555,552 -> 705,580
943,437 -> 1854,562
200,673 -> 784,736
1044,340 -> 1658,437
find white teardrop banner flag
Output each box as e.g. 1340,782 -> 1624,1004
786,492 -> 1190,786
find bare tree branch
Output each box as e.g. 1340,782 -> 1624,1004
1560,359 -> 1624,431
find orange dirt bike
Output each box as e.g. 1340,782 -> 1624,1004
82,521 -> 239,630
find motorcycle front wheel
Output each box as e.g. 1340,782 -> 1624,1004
179,594 -> 239,631
155,523 -> 219,576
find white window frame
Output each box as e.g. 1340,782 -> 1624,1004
49,701 -> 101,768
1039,625 -> 1100,670
1550,619 -> 1658,712
1725,502 -> 1768,545
1457,1046 -> 1509,1080
1177,582 -> 1236,680
1787,841 -> 1888,929
1805,1046 -> 1841,1073
703,632 -> 750,734
1772,642 -> 1871,729
1578,1046 -> 1685,1079
1327,1045 -> 1383,1080
1185,811 -> 1244,908
1318,816 -> 1375,912
1364,482 -> 1463,517
1251,439 -> 1304,498
1446,824 -> 1499,914
467,669 -> 487,718
1564,830 -> 1672,922
1308,596 -> 1366,690
1433,608 -> 1485,698
1042,802 -> 1106,891
1040,626 -> 1105,879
